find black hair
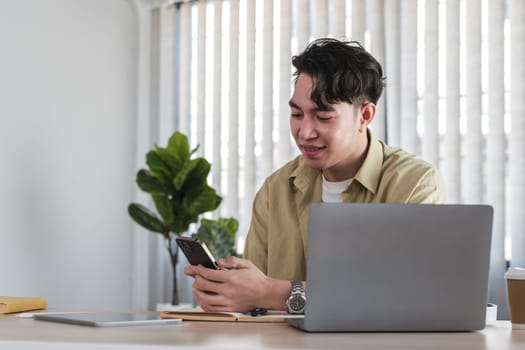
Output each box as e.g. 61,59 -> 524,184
291,38 -> 385,108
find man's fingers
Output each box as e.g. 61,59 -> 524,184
195,264 -> 229,282
183,264 -> 198,276
192,288 -> 229,311
217,256 -> 253,269
193,274 -> 222,294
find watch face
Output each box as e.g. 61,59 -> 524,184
289,295 -> 306,312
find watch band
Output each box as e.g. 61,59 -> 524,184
286,280 -> 306,314
291,280 -> 303,295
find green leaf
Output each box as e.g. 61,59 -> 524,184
173,158 -> 210,191
193,218 -> 239,259
155,147 -> 183,177
146,151 -> 171,183
215,195 -> 223,208
166,131 -> 190,167
182,158 -> 211,194
169,212 -> 199,234
190,144 -> 200,156
217,217 -> 239,239
136,169 -> 165,194
152,194 -> 175,227
185,186 -> 221,216
128,203 -> 167,234
172,160 -> 195,191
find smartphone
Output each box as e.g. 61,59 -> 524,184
176,237 -> 219,270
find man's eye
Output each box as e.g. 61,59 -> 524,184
291,113 -> 303,118
317,115 -> 333,121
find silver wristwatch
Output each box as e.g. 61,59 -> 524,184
285,280 -> 306,314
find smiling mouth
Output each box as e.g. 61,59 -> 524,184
302,145 -> 326,151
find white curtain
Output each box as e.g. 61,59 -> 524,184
138,0 -> 525,319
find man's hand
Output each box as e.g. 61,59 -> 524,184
183,257 -> 291,313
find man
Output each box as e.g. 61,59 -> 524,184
184,38 -> 445,313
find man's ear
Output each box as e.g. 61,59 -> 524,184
358,102 -> 376,132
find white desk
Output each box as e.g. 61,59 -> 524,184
0,314 -> 523,350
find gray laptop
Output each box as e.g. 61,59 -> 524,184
288,203 -> 493,332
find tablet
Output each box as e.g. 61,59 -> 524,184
33,312 -> 182,327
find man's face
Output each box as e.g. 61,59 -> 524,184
289,73 -> 368,181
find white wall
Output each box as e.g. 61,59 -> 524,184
0,0 -> 138,310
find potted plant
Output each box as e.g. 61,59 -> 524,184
128,131 -> 238,306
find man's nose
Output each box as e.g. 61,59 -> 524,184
299,116 -> 318,139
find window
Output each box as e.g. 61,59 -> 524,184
142,0 -> 525,317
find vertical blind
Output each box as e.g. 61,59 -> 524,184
143,0 -> 525,318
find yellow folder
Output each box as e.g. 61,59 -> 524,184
0,296 -> 47,314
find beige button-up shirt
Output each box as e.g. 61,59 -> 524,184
243,131 -> 446,281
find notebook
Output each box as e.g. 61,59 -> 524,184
287,203 -> 493,332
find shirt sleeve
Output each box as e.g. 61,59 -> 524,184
242,180 -> 270,274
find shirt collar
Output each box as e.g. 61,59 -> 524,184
353,129 -> 383,194
289,157 -> 320,194
289,129 -> 383,195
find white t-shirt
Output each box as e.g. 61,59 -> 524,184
322,175 -> 352,203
